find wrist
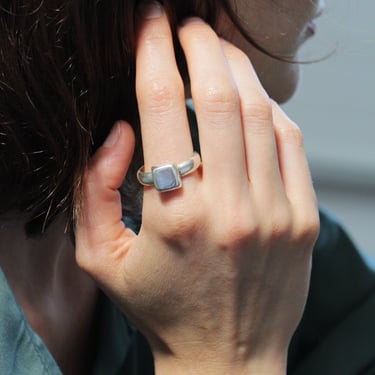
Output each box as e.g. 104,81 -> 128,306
153,350 -> 287,375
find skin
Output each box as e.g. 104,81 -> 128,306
0,215 -> 98,374
219,0 -> 325,102
0,0 -> 322,374
76,1 -> 319,374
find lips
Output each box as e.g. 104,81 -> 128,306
306,20 -> 317,36
306,4 -> 325,38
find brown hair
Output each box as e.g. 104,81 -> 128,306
0,0 -> 263,236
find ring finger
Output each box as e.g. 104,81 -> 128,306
220,40 -> 284,195
136,1 -> 193,171
178,18 -> 248,191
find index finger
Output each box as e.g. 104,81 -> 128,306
136,1 -> 193,170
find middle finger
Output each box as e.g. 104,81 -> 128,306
178,18 -> 248,189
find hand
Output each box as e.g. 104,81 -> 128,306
75,3 -> 319,374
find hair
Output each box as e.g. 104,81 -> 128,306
0,0 -> 268,236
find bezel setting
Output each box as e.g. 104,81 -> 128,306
152,164 -> 182,192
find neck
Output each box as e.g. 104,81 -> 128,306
0,213 -> 99,374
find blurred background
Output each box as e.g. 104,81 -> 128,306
282,0 -> 375,259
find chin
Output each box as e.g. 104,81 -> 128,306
258,61 -> 301,104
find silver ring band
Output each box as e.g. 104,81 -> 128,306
137,152 -> 201,192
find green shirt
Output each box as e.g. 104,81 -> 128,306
0,266 -> 154,374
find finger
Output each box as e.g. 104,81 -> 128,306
271,102 -> 319,236
75,121 -> 136,283
136,1 -> 193,170
220,40 -> 283,192
178,19 -> 247,188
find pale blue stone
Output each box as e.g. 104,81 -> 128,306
153,165 -> 180,191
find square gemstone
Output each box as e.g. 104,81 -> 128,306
152,165 -> 181,191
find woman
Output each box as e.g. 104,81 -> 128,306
0,1 -> 374,374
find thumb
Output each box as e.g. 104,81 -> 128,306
75,121 -> 137,285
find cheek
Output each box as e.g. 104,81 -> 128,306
217,8 -> 302,103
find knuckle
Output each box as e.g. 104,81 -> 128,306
142,29 -> 170,47
293,212 -> 320,249
267,206 -> 293,241
242,97 -> 273,128
278,121 -> 304,147
193,82 -> 239,114
157,202 -> 202,241
161,215 -> 198,242
215,215 -> 259,251
138,76 -> 184,113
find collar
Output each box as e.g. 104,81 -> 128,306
0,266 -> 135,375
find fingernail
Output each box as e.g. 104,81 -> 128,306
180,17 -> 205,27
138,0 -> 163,19
103,122 -> 121,148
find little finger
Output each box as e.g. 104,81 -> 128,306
271,102 -> 319,243
221,40 -> 283,194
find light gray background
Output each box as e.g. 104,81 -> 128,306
282,0 -> 375,257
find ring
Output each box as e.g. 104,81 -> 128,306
137,152 -> 202,192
